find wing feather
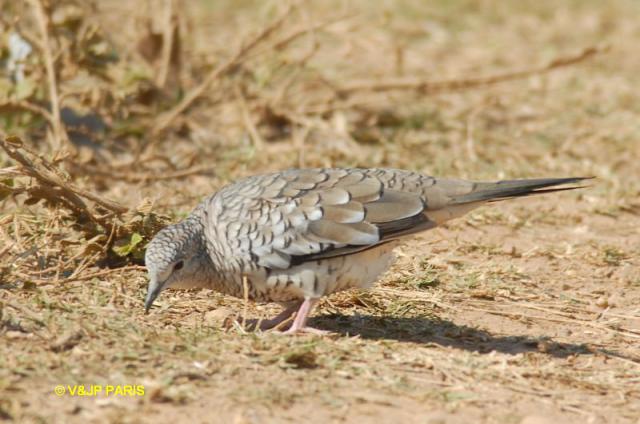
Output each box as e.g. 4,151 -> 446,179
321,202 -> 365,223
207,168 -> 435,271
308,220 -> 379,245
364,190 -> 424,222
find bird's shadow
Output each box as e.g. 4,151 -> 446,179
308,313 -> 632,361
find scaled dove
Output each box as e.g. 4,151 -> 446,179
144,168 -> 586,333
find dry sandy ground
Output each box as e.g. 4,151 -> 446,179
1,1 -> 640,423
8,197 -> 639,424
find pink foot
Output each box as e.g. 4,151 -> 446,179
277,298 -> 329,335
250,301 -> 302,331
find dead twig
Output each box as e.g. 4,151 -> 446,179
241,274 -> 251,332
0,241 -> 15,260
156,0 -> 177,88
70,163 -> 214,183
151,3 -> 297,138
337,46 -> 608,95
27,0 -> 71,153
245,12 -> 352,61
0,100 -> 55,126
294,124 -> 311,168
0,137 -> 128,232
61,265 -> 145,284
235,85 -> 265,150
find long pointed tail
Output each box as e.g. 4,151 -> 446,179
422,176 -> 591,225
451,177 -> 592,204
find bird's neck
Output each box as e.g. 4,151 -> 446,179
181,209 -> 228,290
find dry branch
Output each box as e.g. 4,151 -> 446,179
0,136 -> 128,231
151,4 -> 297,137
337,46 -> 608,95
70,163 -> 214,183
0,100 -> 55,126
246,13 -> 351,60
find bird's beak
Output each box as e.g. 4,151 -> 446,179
144,276 -> 164,314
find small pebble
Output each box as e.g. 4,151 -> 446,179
595,296 -> 609,308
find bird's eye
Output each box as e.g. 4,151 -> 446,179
173,261 -> 184,271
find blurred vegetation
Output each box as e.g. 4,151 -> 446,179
0,0 -> 625,275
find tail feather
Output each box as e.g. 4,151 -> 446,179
451,177 -> 592,204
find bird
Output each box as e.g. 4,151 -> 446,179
144,168 -> 587,334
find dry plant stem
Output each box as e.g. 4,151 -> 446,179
151,3 -> 296,138
245,13 -> 351,61
27,0 -> 70,152
0,138 -> 128,232
156,0 -> 176,88
66,252 -> 101,281
294,125 -> 311,168
71,163 -> 214,183
465,103 -> 488,163
337,46 -> 607,95
0,100 -> 55,125
2,140 -> 127,214
267,21 -> 322,105
92,283 -> 142,305
103,221 -> 117,255
241,275 -> 250,330
0,241 -> 15,259
235,85 -> 265,150
11,215 -> 25,252
61,265 -> 143,284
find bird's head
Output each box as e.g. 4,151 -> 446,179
144,219 -> 206,312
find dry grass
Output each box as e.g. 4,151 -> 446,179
1,0 -> 639,423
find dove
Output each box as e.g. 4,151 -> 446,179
144,168 -> 587,333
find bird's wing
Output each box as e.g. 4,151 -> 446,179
207,168 -> 434,270
204,168 -> 586,272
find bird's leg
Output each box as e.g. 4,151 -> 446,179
283,298 -> 328,335
256,301 -> 302,331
